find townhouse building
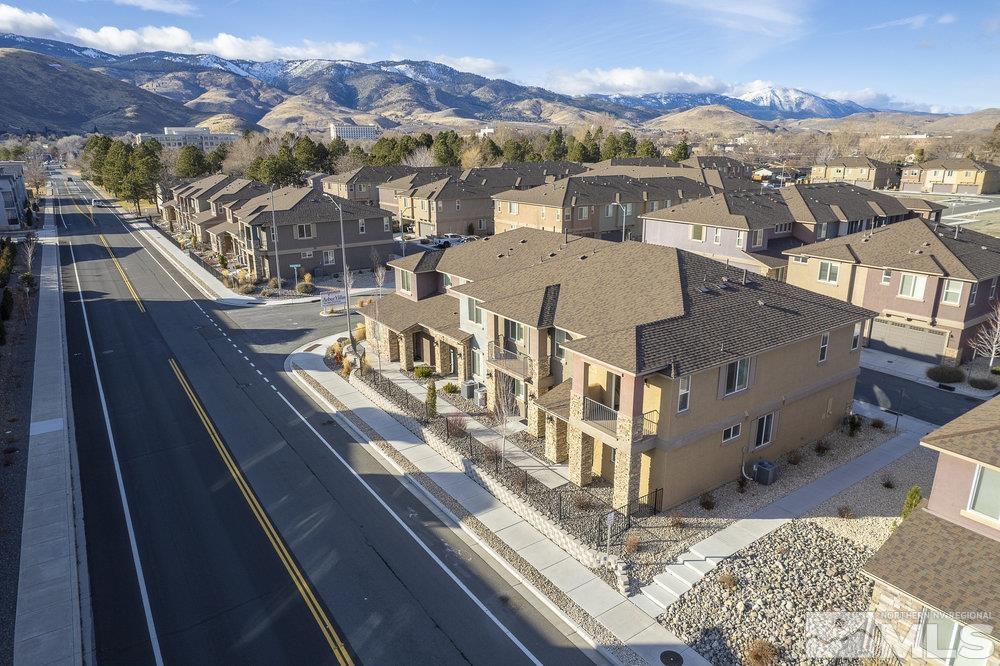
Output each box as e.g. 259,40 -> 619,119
162,173 -> 236,232
493,175 -> 715,240
375,167 -> 463,219
188,178 -> 269,248
810,157 -> 901,190
641,183 -> 915,280
682,155 -> 756,180
900,158 -> 1000,195
322,166 -> 419,208
361,228 -> 872,510
586,162 -> 755,191
226,185 -> 395,283
0,161 -> 28,229
784,218 -> 1000,363
863,396 -> 1000,665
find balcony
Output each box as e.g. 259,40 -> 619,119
583,396 -> 618,434
487,341 -> 533,379
636,410 -> 659,440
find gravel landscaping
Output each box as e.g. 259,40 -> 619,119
659,521 -> 875,665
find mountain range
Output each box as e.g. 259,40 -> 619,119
0,32 -> 989,137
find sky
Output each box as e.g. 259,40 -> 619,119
1,0 -> 998,113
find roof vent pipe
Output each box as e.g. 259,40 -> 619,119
742,269 -> 748,285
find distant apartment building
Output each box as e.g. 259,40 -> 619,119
784,218 -> 1000,363
863,397 -> 1000,665
329,123 -> 383,141
0,161 -> 28,229
361,228 -> 872,511
641,183 -> 914,280
900,158 -> 1000,195
134,127 -> 238,151
810,157 -> 901,190
493,174 -> 714,240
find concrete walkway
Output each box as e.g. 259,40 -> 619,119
288,334 -> 709,666
860,348 -> 997,399
637,401 -> 936,613
12,201 -> 86,664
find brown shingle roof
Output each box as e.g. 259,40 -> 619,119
641,190 -> 796,231
322,165 -> 418,185
918,158 -> 1000,172
897,197 -> 947,213
231,186 -> 390,226
814,156 -> 894,170
493,175 -> 713,207
921,395 -> 1000,468
863,508 -> 1000,640
780,183 -> 910,224
358,292 -> 470,342
785,217 -> 1000,282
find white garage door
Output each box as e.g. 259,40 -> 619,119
932,183 -> 953,193
868,318 -> 948,362
957,185 -> 980,194
901,183 -> 922,192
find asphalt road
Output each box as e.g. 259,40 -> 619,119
55,174 -> 596,665
854,367 -> 984,425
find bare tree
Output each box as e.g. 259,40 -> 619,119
490,371 -> 516,463
370,248 -> 386,373
402,147 -> 435,167
19,234 -> 37,275
23,153 -> 48,194
971,301 -> 1000,369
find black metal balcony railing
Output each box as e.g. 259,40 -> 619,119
582,396 -> 618,433
487,341 -> 533,379
638,410 -> 659,439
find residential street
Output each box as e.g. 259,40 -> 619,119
854,367 -> 984,426
54,173 -> 595,665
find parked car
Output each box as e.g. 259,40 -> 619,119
441,233 -> 464,243
434,240 -> 451,249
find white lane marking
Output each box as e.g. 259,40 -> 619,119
256,369 -> 263,376
242,356 -> 249,361
67,240 -> 164,666
274,388 -> 543,666
249,362 -> 255,368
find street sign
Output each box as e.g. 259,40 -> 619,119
321,291 -> 347,308
289,263 -> 301,269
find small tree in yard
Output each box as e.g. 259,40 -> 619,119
901,485 -> 922,519
425,380 -> 437,420
970,302 -> 1000,368
371,249 -> 386,373
19,234 -> 37,275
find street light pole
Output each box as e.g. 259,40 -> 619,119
269,185 -> 281,287
322,193 -> 355,352
612,201 -> 628,242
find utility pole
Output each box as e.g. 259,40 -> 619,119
611,201 -> 628,242
322,193 -> 355,352
269,185 -> 281,287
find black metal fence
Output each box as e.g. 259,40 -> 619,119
188,249 -> 228,282
358,366 -> 664,551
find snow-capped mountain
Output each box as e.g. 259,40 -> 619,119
735,84 -> 868,119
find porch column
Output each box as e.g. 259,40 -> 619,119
387,329 -> 400,362
526,402 -> 545,438
567,392 -> 593,486
399,333 -> 414,371
611,445 -> 642,509
544,416 -> 568,463
456,344 -> 469,382
435,338 -> 452,375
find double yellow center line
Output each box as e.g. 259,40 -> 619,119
98,233 -> 145,313
169,359 -> 354,665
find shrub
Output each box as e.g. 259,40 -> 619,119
414,365 -> 433,379
327,341 -> 343,359
442,382 -> 459,394
901,485 -> 922,519
0,288 -> 11,320
18,272 -> 34,292
926,364 -> 965,384
666,513 -> 685,529
296,281 -> 315,294
354,323 -> 366,342
737,476 -> 748,494
847,413 -> 863,437
340,357 -> 352,378
745,639 -> 778,666
218,253 -> 228,270
717,571 -> 737,590
237,283 -> 256,295
837,505 -> 855,519
268,276 -> 281,289
699,492 -> 716,511
871,418 -> 886,430
425,380 -> 437,419
303,272 -> 313,284
623,533 -> 641,555
787,450 -> 802,465
969,376 -> 998,391
815,439 -> 830,456
881,474 -> 895,489
991,366 -> 1000,376
259,288 -> 273,297
573,493 -> 594,511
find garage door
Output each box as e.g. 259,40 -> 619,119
868,318 -> 948,362
957,184 -> 980,194
901,182 -> 922,192
932,183 -> 953,193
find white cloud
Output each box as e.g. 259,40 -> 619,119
825,87 -> 977,114
937,13 -> 956,24
0,3 -> 61,37
547,67 -> 725,96
658,0 -> 804,38
435,55 -> 508,77
111,0 -> 197,16
865,14 -> 929,30
68,24 -> 372,60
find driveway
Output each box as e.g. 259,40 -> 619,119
854,367 -> 984,426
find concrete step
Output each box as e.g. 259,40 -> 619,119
632,590 -> 668,616
639,583 -> 679,610
652,571 -> 692,598
663,563 -> 702,586
682,557 -> 719,576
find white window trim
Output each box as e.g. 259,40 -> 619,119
713,227 -> 721,244
677,376 -> 690,413
724,357 -> 751,396
966,464 -> 1000,523
690,224 -> 705,242
818,332 -> 829,363
722,423 -> 741,443
753,412 -> 774,449
323,250 -> 336,265
898,273 -> 927,300
852,322 -> 861,351
942,279 -> 963,306
881,269 -> 892,285
818,261 -> 839,284
358,219 -> 366,234
970,282 -> 978,305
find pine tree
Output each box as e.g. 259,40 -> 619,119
901,486 -> 922,519
176,145 -> 210,178
425,380 -> 437,419
543,128 -> 568,161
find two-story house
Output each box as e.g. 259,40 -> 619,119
493,175 -> 715,240
361,228 -> 872,511
321,166 -> 420,208
810,157 -> 901,190
375,167 -> 463,221
863,397 -> 1000,664
189,178 -> 269,247
784,218 -> 1000,363
164,173 -> 236,232
226,185 -> 395,283
642,183 -> 916,280
901,158 -> 1000,195
0,161 -> 28,229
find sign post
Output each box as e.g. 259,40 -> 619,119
320,290 -> 347,315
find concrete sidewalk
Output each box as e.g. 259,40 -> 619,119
860,348 -> 996,399
288,334 -> 710,666
12,201 -> 86,664
636,401 -> 936,612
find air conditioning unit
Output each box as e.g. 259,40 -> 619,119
753,460 -> 779,485
462,380 -> 476,399
474,386 -> 487,407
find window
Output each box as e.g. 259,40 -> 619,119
442,273 -> 452,287
577,206 -> 589,220
553,329 -> 568,360
295,223 -> 313,239
852,322 -> 861,351
690,224 -> 705,242
624,203 -> 634,215
753,412 -> 774,449
942,279 -> 963,306
752,228 -> 764,247
817,261 -> 839,284
400,270 -> 412,292
649,200 -> 659,212
792,255 -> 807,264
420,199 -> 427,211
509,201 -> 519,214
358,219 -> 366,234
774,222 -> 792,233
504,318 -> 524,343
713,227 -> 722,244
436,201 -> 443,212
323,250 -> 336,265
991,278 -> 997,302
724,358 -> 750,395
478,218 -> 485,230
736,230 -> 745,247
722,423 -> 741,442
918,610 -> 989,665
898,273 -> 927,300
968,465 -> 1000,522
511,377 -> 525,401
605,204 -> 615,218
881,269 -> 892,285
300,250 -> 313,259
970,283 -> 978,305
818,332 -> 829,362
383,217 -> 391,232
471,350 -> 483,378
677,376 -> 690,412
564,210 -> 571,222
467,297 -> 483,325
